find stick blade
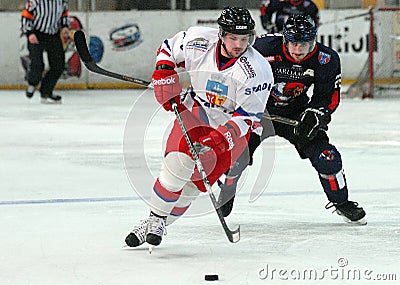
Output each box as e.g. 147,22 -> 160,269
73,30 -> 93,64
227,225 -> 240,243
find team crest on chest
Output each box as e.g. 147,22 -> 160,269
318,52 -> 331,65
205,80 -> 228,106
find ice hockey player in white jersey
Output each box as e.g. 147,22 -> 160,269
125,7 -> 274,248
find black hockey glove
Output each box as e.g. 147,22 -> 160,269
295,107 -> 331,142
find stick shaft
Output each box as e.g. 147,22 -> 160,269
171,100 -> 240,243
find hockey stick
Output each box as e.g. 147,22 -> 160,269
171,99 -> 240,243
263,114 -> 298,126
319,11 -> 370,26
73,30 -> 151,87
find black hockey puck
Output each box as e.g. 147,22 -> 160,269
205,274 -> 219,281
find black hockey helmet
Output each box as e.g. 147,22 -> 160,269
217,7 -> 255,35
283,14 -> 317,43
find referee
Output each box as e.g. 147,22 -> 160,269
21,0 -> 70,104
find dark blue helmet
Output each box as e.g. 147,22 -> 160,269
217,7 -> 255,35
283,14 -> 317,43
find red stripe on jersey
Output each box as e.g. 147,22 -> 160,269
170,204 -> 190,216
260,6 -> 267,16
161,49 -> 171,57
328,90 -> 339,111
153,179 -> 182,202
328,175 -> 338,191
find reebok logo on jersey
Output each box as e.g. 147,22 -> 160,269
223,131 -> 234,150
152,77 -> 176,85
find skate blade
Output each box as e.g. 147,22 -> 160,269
41,98 -> 62,104
342,216 -> 367,225
148,245 -> 154,254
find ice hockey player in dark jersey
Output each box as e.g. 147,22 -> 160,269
260,0 -> 320,33
218,14 -> 367,225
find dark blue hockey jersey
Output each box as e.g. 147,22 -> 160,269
253,35 -> 341,118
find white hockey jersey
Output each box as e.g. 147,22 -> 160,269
155,26 -> 274,137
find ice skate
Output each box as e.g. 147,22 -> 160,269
125,218 -> 148,247
146,212 -> 167,246
26,85 -> 36,98
41,93 -> 62,104
326,201 -> 367,225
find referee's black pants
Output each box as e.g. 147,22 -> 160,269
27,32 -> 65,96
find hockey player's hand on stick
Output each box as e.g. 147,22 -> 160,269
152,69 -> 181,111
197,122 -> 240,156
295,107 -> 331,142
192,142 -> 211,154
198,130 -> 229,156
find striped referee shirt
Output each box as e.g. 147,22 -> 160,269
21,0 -> 69,35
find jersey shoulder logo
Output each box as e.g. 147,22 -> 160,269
186,37 -> 209,52
318,51 -> 331,65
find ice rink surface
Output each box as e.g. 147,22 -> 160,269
0,89 -> 399,285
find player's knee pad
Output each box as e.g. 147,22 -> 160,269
159,151 -> 195,191
311,146 -> 342,175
